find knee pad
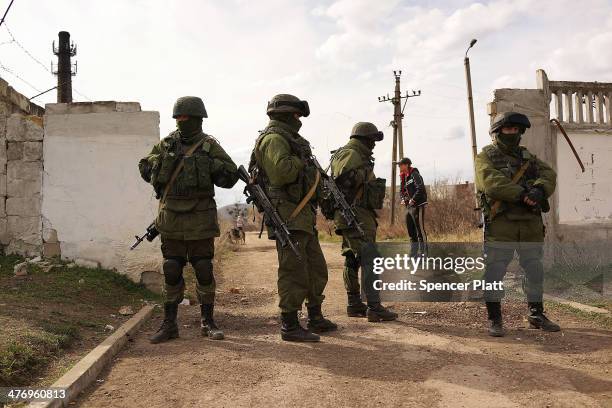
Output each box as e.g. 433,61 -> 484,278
192,258 -> 214,286
163,258 -> 185,286
344,252 -> 360,271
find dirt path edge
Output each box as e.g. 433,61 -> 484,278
28,304 -> 155,408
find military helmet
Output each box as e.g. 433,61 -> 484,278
350,122 -> 384,141
489,111 -> 531,135
266,94 -> 310,117
173,96 -> 208,118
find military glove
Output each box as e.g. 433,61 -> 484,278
520,186 -> 544,207
526,186 -> 545,205
138,159 -> 153,183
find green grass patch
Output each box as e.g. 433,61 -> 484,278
0,255 -> 162,387
551,302 -> 612,330
0,326 -> 80,386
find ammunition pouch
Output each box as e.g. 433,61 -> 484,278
319,187 -> 336,220
364,177 -> 386,210
155,153 -> 178,186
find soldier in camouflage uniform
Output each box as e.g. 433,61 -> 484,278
330,122 -> 398,322
251,94 -> 337,342
139,96 -> 239,343
475,111 -> 560,337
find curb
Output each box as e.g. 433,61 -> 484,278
545,294 -> 610,315
28,304 -> 155,408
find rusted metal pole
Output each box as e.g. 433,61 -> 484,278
550,118 -> 585,172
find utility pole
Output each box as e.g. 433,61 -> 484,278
464,38 -> 483,229
464,39 -> 478,174
378,71 -> 421,224
52,31 -> 77,103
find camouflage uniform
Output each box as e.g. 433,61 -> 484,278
139,96 -> 238,343
330,122 -> 397,322
475,111 -> 560,336
251,94 -> 336,342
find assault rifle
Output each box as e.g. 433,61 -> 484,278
308,155 -> 365,237
238,165 -> 301,259
130,222 -> 159,250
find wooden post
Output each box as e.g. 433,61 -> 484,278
390,122 -> 398,224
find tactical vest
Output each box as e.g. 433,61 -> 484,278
151,131 -> 215,200
479,144 -> 544,218
249,124 -> 315,204
330,145 -> 385,210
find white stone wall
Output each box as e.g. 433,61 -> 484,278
42,102 -> 162,281
557,130 -> 612,224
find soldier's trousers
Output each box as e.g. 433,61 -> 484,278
276,230 -> 328,313
405,204 -> 428,256
341,228 -> 380,303
484,215 -> 545,303
161,236 -> 216,304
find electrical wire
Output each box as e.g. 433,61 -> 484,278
0,61 -> 41,92
4,23 -> 50,73
0,0 -> 15,29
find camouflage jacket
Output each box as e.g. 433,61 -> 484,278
253,119 -> 321,235
475,142 -> 556,221
330,138 -> 380,233
139,130 -> 238,240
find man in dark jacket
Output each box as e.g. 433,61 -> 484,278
399,158 -> 428,256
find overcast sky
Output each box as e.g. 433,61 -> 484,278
1,0 -> 611,206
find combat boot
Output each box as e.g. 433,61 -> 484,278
346,292 -> 368,317
281,311 -> 320,342
366,302 -> 398,322
150,302 -> 179,344
201,303 -> 224,340
486,302 -> 504,337
307,305 -> 338,333
527,302 -> 560,332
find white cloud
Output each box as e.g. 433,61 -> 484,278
1,0 -> 611,206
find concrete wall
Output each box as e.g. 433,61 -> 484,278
42,102 -> 161,281
487,70 -> 612,271
557,129 -> 612,224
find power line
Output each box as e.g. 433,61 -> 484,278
4,23 -> 50,73
0,61 -> 41,92
0,0 -> 15,29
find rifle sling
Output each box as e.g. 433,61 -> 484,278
288,171 -> 320,221
489,160 -> 531,219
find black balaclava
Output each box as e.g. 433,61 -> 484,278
495,128 -> 523,152
177,117 -> 203,143
269,112 -> 302,132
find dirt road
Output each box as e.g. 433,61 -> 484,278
78,232 -> 612,407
